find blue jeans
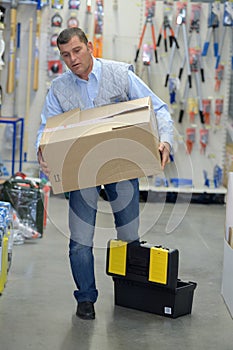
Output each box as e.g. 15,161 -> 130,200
68,179 -> 140,303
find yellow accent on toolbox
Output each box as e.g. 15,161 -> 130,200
108,240 -> 127,276
149,247 -> 168,284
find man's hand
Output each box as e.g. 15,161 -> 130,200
158,142 -> 171,170
37,148 -> 50,177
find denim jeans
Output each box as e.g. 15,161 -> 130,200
68,179 -> 140,303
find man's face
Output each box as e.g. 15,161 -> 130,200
59,36 -> 93,80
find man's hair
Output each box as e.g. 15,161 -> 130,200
57,27 -> 88,48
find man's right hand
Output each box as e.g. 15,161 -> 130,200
37,148 -> 50,177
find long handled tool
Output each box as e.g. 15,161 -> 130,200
157,0 -> 178,53
0,5 -> 6,117
165,1 -> 191,88
179,48 -> 204,124
24,18 -> 33,162
179,3 -> 204,83
134,0 -> 158,63
6,0 -> 18,94
33,0 -> 42,91
215,0 -> 233,69
202,0 -> 220,57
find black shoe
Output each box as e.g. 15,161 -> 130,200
76,302 -> 95,320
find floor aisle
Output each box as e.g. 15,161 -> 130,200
0,195 -> 232,350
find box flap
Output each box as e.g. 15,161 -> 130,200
43,97 -> 152,132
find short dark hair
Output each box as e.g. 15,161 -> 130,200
57,27 -> 88,48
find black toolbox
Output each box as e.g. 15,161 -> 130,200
106,240 -> 197,318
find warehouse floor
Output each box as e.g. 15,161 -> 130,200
0,194 -> 232,350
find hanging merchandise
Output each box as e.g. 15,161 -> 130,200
134,0 -> 157,63
187,97 -> 198,123
23,18 -> 33,162
84,0 -> 92,37
215,0 -> 233,69
13,22 -> 20,117
179,3 -> 204,83
157,0 -> 178,53
179,48 -> 204,124
67,0 -> 80,28
51,12 -> 63,27
202,0 -> 220,57
0,5 -> 6,117
51,0 -> 64,10
0,5 -> 5,70
165,1 -> 191,88
168,77 -> 179,105
67,14 -> 79,28
186,127 -> 196,154
215,64 -> 224,91
215,97 -> 224,125
33,0 -> 42,91
93,0 -> 104,58
142,43 -> 153,88
202,98 -> 212,125
68,0 -> 80,10
6,0 -> 19,94
200,128 -> 209,154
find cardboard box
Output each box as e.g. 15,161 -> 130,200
40,97 -> 162,194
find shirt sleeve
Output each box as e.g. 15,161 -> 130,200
36,84 -> 63,151
128,69 -> 174,147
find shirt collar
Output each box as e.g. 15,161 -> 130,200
70,57 -> 101,83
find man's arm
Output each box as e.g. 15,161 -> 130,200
128,70 -> 173,168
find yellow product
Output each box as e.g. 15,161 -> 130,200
0,236 -> 9,294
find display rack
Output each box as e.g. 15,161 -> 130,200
0,117 -> 24,175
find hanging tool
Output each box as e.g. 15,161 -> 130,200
215,98 -> 224,125
202,0 -> 220,57
215,64 -> 224,91
202,98 -> 211,125
93,0 -> 104,58
215,0 -> 233,69
179,47 -> 204,124
33,0 -> 42,91
134,0 -> 158,63
0,5 -> 5,117
188,97 -> 198,123
142,43 -> 153,88
84,0 -> 92,37
6,0 -> 19,94
200,128 -> 209,154
165,1 -> 191,88
186,127 -> 196,154
24,18 -> 33,162
179,3 -> 204,83
157,0 -> 178,52
168,77 -> 179,105
13,22 -> 20,117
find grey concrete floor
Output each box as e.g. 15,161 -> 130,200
0,195 -> 232,350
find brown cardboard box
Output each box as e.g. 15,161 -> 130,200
40,97 -> 162,194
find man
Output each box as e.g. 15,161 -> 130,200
37,27 -> 173,320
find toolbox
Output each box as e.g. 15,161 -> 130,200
106,239 -> 197,318
1,176 -> 44,235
